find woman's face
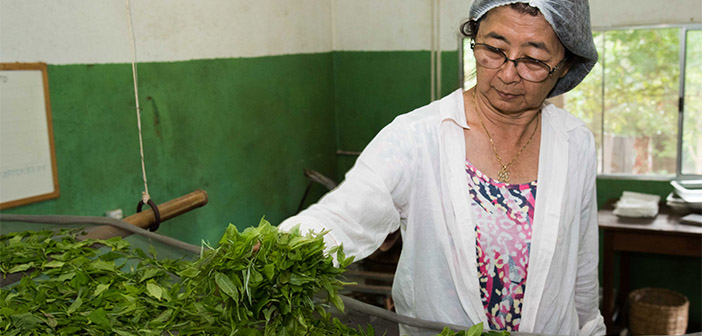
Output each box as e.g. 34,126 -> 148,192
474,5 -> 569,115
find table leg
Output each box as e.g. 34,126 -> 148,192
603,232 -> 615,335
615,253 -> 630,326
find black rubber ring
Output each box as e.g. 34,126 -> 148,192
136,199 -> 161,232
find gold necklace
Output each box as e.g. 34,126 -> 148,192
472,90 -> 539,183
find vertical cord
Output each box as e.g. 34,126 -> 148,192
430,0 -> 442,101
430,0 -> 436,102
435,0 -> 441,99
125,0 -> 150,203
330,0 -> 337,51
600,32 -> 606,174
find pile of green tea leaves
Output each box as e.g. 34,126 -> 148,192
0,219 -> 508,336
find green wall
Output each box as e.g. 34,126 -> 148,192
2,54 -> 338,246
332,50 -> 460,179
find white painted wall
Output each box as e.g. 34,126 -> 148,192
0,0 -> 332,64
332,0 -> 702,51
1,0 -> 700,64
590,0 -> 702,29
332,0 -> 433,51
331,0 -> 471,52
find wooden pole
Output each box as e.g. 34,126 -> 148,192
81,189 -> 208,240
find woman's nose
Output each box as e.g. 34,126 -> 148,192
497,59 -> 521,83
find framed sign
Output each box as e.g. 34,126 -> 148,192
0,62 -> 59,209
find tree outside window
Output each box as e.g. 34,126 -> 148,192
563,27 -> 701,177
682,29 -> 702,175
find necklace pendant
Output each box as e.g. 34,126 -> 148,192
497,166 -> 510,183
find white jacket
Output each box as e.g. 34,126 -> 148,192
279,89 -> 605,336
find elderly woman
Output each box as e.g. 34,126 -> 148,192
280,0 -> 604,335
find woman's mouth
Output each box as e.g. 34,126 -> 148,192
496,89 -> 520,100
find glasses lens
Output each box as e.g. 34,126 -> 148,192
473,44 -> 505,69
516,60 -> 550,81
473,44 -> 551,82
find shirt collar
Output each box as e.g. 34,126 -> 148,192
439,89 -> 470,129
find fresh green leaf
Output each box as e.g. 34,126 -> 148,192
466,323 -> 483,336
329,293 -> 344,313
90,259 -> 116,272
139,268 -> 160,282
146,281 -> 163,301
66,294 -> 83,315
214,272 -> 239,302
8,262 -> 33,273
11,313 -> 43,329
55,271 -> 76,282
262,263 -> 275,281
43,260 -> 65,268
87,308 -> 110,326
177,267 -> 200,278
151,308 -> 173,324
93,283 -> 110,297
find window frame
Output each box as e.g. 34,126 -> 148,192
458,23 -> 702,180
676,25 -> 702,178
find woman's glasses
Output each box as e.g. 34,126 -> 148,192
471,41 -> 567,82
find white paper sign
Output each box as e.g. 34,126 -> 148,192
0,65 -> 58,208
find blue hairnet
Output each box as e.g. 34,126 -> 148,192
467,0 -> 598,97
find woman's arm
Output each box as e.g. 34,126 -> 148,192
279,116 -> 415,261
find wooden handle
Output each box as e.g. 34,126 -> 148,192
123,189 -> 208,228
81,189 -> 208,240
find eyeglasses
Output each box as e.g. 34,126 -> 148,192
470,41 -> 567,82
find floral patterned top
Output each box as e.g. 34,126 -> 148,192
465,160 -> 536,332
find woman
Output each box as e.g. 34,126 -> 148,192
280,0 -> 605,335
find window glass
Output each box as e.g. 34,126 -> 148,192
682,29 -> 702,175
463,38 -> 477,90
564,28 -> 681,176
565,32 -> 604,173
601,28 -> 680,175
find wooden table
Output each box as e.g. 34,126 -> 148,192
598,207 -> 702,335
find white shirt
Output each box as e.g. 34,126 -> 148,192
279,89 -> 605,336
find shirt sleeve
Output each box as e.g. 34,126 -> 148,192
576,133 -> 606,336
278,115 -> 415,261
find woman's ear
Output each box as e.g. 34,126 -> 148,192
558,61 -> 573,79
559,55 -> 582,79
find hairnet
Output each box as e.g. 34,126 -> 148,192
465,0 -> 598,97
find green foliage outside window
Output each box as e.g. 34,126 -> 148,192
565,27 -> 702,176
682,30 -> 702,175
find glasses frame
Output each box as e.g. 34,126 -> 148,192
470,40 -> 567,82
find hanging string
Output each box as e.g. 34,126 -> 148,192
125,0 -> 150,204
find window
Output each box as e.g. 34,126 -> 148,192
461,25 -> 702,177
682,29 -> 702,176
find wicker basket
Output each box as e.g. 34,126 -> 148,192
628,288 -> 689,335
